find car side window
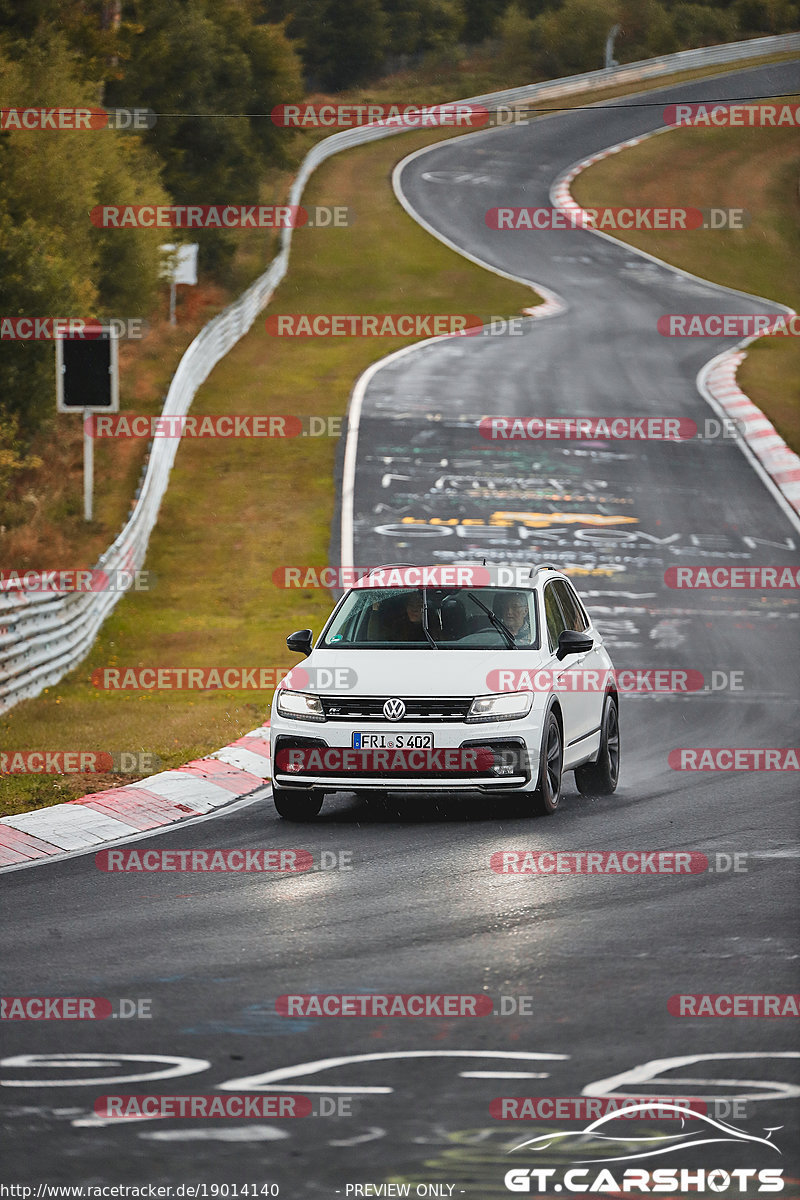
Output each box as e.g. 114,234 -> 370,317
553,580 -> 589,632
543,583 -> 567,653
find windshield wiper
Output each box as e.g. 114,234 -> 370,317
420,589 -> 438,649
465,591 -> 516,648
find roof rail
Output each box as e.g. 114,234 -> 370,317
354,563 -> 418,582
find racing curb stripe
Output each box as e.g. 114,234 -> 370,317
551,133 -> 800,519
0,724 -> 271,868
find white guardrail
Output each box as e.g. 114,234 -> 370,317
2,32 -> 798,713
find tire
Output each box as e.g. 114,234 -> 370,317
531,710 -> 563,815
272,787 -> 323,821
575,694 -> 620,797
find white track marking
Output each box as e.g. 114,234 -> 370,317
583,1052 -> 800,1102
0,1052 -> 210,1088
220,1050 -> 568,1094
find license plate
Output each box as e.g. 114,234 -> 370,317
352,732 -> 433,749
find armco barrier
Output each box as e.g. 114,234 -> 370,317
1,32 -> 798,713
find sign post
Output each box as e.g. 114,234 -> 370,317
160,243 -> 199,325
56,327 -> 119,521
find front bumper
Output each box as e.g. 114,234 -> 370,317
270,722 -> 535,793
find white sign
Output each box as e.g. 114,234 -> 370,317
160,243 -> 199,285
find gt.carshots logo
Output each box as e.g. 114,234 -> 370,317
503,1102 -> 784,1191
504,1169 -> 784,1193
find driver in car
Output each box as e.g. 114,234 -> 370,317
494,592 -> 532,643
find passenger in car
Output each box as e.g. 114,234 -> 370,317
367,591 -> 426,642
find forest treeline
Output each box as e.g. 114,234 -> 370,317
0,0 -> 796,452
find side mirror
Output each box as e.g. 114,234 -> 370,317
556,628 -> 594,661
286,629 -> 313,657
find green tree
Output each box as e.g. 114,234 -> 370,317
300,0 -> 388,89
530,0 -> 620,76
667,3 -> 738,46
103,0 -> 302,272
381,0 -> 464,55
0,33 -> 170,434
616,0 -> 677,59
462,0 -> 511,42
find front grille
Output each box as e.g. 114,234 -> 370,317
319,696 -> 472,721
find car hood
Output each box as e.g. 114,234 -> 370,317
287,648 -> 548,697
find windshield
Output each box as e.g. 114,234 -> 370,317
318,587 -> 539,650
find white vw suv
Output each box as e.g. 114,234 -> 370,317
269,565 -> 619,820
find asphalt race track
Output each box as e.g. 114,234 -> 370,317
3,61 -> 799,1196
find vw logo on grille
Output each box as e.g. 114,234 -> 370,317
383,697 -> 406,721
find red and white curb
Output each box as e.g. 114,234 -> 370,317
0,725 -> 271,869
550,132 -> 800,523
701,349 -> 800,515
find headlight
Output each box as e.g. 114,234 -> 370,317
466,691 -> 533,722
275,689 -> 325,721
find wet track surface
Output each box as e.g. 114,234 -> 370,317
2,61 -> 799,1195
